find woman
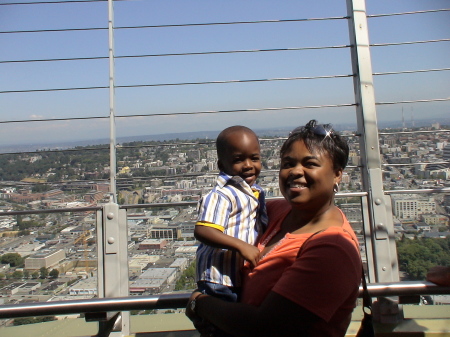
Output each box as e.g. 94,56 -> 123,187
186,120 -> 362,337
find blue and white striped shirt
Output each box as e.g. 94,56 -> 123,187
195,172 -> 268,287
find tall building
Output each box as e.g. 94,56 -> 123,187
391,196 -> 437,220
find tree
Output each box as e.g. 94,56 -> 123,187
397,237 -> 450,280
39,267 -> 48,279
23,270 -> 30,279
1,253 -> 24,267
12,270 -> 23,279
13,316 -> 56,326
31,271 -> 39,279
49,269 -> 59,279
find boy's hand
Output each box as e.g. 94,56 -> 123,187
238,243 -> 261,268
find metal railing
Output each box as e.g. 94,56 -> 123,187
1,281 -> 449,320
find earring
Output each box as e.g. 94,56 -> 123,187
333,183 -> 339,193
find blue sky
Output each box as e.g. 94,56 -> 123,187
0,0 -> 449,147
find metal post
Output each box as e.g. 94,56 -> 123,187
100,202 -> 130,336
346,0 -> 402,323
108,0 -> 117,202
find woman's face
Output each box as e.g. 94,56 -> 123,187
279,140 -> 342,208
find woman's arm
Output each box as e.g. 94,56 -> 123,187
195,225 -> 260,267
187,289 -> 319,337
187,231 -> 361,336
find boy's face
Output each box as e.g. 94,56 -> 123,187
218,131 -> 261,186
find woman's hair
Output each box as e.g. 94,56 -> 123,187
280,119 -> 349,171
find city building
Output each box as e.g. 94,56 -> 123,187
138,239 -> 168,250
391,196 -> 437,220
24,249 -> 66,270
129,268 -> 177,295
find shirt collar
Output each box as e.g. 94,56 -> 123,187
217,171 -> 262,192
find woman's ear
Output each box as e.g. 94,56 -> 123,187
334,169 -> 343,184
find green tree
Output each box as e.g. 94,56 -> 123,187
13,316 -> 56,326
397,237 -> 450,280
23,270 -> 30,279
12,270 -> 23,279
39,267 -> 49,279
31,271 -> 39,279
174,261 -> 196,291
49,269 -> 59,279
1,253 -> 24,267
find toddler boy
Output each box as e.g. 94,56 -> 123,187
195,125 -> 268,302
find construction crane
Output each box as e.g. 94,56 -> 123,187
73,228 -> 90,275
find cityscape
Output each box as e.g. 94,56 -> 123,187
0,121 -> 449,325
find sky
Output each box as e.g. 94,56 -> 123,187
0,0 -> 449,148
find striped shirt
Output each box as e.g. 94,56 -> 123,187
195,172 -> 268,287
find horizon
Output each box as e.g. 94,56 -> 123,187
1,115 -> 449,154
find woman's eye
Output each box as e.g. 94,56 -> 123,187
305,161 -> 318,167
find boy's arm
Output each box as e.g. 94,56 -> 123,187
195,224 -> 260,267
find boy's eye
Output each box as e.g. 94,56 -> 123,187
281,160 -> 293,168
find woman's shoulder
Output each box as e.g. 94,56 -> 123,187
311,221 -> 359,254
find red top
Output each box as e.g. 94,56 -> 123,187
241,199 -> 362,337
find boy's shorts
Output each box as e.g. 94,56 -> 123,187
197,280 -> 240,302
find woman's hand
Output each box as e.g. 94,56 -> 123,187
186,291 -> 216,336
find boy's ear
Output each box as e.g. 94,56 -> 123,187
217,160 -> 224,171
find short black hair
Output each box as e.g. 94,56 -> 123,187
216,126 -> 259,161
280,120 -> 349,171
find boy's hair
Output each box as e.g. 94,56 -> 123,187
280,119 -> 349,171
216,126 -> 259,161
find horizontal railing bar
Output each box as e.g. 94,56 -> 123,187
366,281 -> 449,297
0,45 -> 351,64
1,188 -> 444,218
119,193 -> 369,210
367,8 -> 450,18
0,206 -> 101,216
382,161 -> 450,167
0,193 -> 369,216
385,187 -> 450,195
336,192 -> 368,198
120,201 -> 198,210
376,97 -> 450,105
0,16 -> 349,34
0,282 -> 448,319
4,188 -> 444,218
0,293 -> 190,319
379,129 -> 450,135
374,67 -> 450,76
